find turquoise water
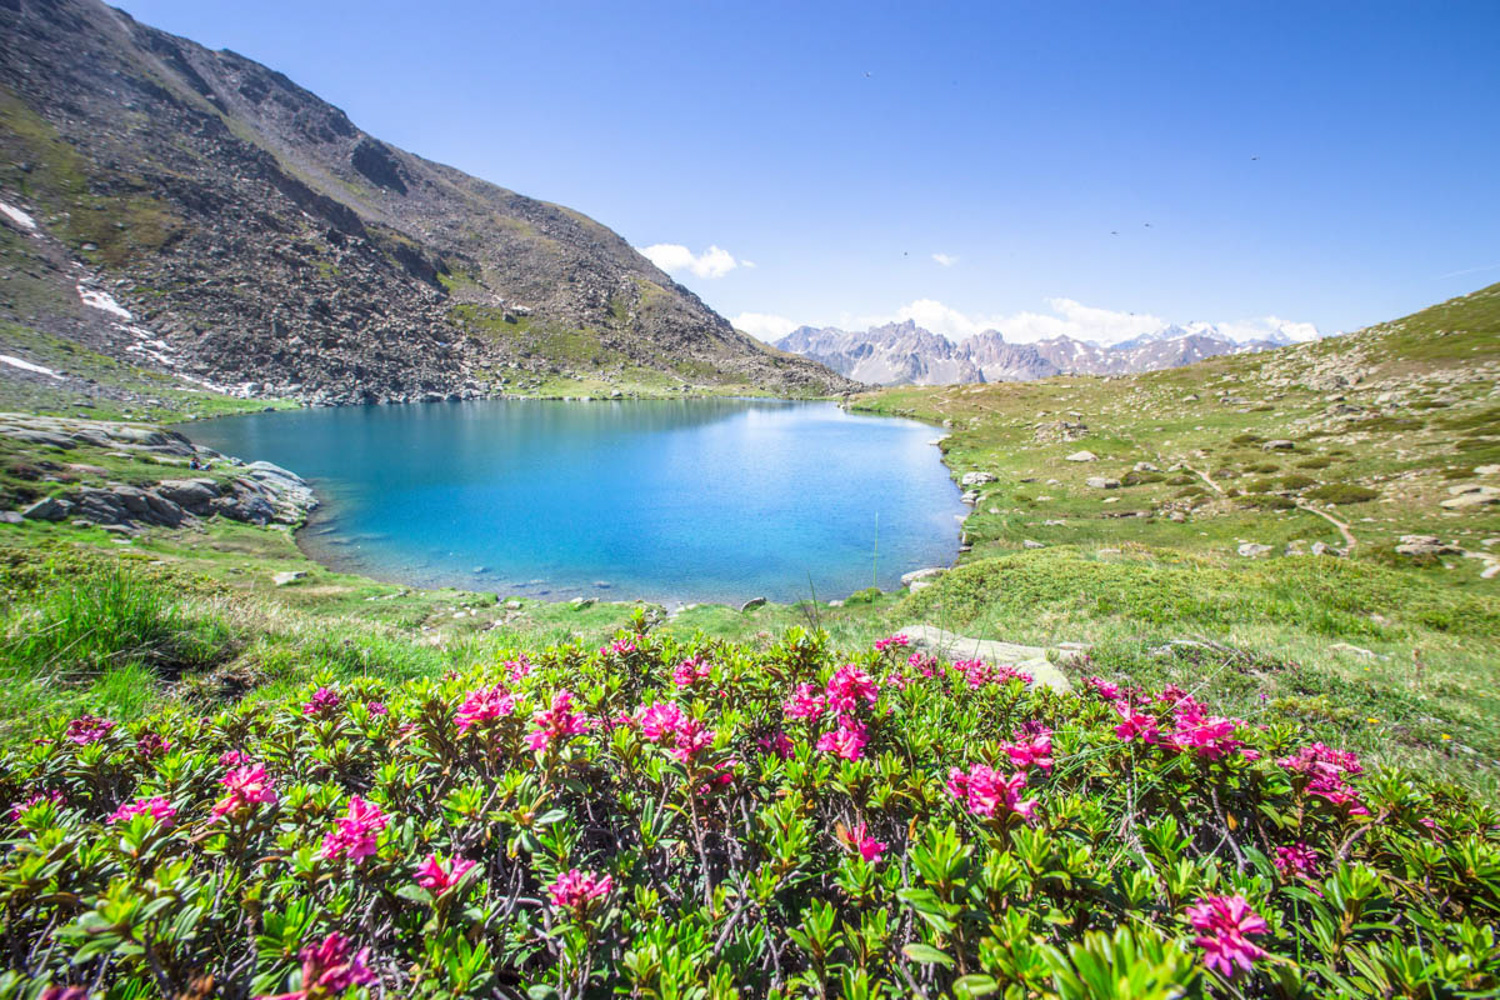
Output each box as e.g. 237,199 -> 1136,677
188,399 -> 965,605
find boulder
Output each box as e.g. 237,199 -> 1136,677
1394,535 -> 1461,556
960,471 -> 997,487
1237,542 -> 1273,558
1086,476 -> 1120,490
1440,493 -> 1498,510
22,496 -> 71,521
901,567 -> 947,587
272,571 -> 307,586
1309,541 -> 1345,557
1065,450 -> 1097,462
1022,540 -> 1046,549
740,597 -> 767,612
156,478 -> 220,512
569,597 -> 596,610
0,511 -> 23,524
1133,461 -> 1160,472
1262,440 -> 1296,451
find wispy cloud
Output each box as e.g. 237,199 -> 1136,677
931,252 -> 959,267
1435,262 -> 1500,280
731,312 -> 798,341
637,243 -> 743,279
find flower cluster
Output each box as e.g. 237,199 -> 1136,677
9,789 -> 64,821
671,655 -> 710,688
414,852 -> 475,894
258,932 -> 374,1000
453,683 -> 515,735
947,762 -> 1037,824
873,634 -> 909,652
322,796 -> 389,864
212,764 -> 277,817
526,690 -> 589,752
1278,742 -> 1367,813
630,702 -> 716,762
548,868 -> 613,915
303,686 -> 341,717
108,795 -> 176,826
1185,894 -> 1269,977
65,714 -> 115,745
838,821 -> 887,862
953,659 -> 1034,689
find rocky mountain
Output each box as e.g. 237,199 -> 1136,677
775,319 -> 1298,386
0,0 -> 853,404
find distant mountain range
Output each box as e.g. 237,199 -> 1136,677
774,319 -> 1327,385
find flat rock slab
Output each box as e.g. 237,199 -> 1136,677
897,624 -> 1073,694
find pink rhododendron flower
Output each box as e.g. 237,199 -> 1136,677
756,732 -> 795,759
526,690 -> 589,752
219,750 -> 249,768
548,868 -> 613,914
1001,725 -> 1054,772
784,683 -> 826,720
9,790 -> 64,821
40,987 -> 89,1000
839,821 -> 887,862
414,852 -> 476,893
634,702 -> 716,762
1274,843 -> 1319,879
954,659 -> 1033,689
212,764 -> 277,817
1185,895 -> 1269,977
65,715 -> 115,745
604,639 -> 636,655
825,665 -> 879,715
672,656 -> 710,687
1278,743 -> 1367,814
506,656 -> 533,681
697,759 -> 737,795
453,684 -> 516,735
1112,702 -> 1161,743
322,796 -> 389,863
257,931 -> 375,1000
1167,715 -> 1246,761
303,687 -> 341,717
816,720 -> 869,761
108,796 -> 176,827
947,763 -> 1037,823
638,702 -> 686,742
883,671 -> 909,691
134,732 -> 171,758
365,701 -> 387,715
1083,676 -> 1120,700
908,652 -> 939,677
873,634 -> 909,652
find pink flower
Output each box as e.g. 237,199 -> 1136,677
1084,676 -> 1120,700
526,690 -> 590,752
697,759 -> 737,795
634,702 -> 716,762
322,796 -> 389,864
638,702 -> 686,742
454,684 -> 516,735
414,852 -> 476,893
256,931 -> 375,1000
548,868 -> 613,914
873,634 -> 910,652
506,656 -> 533,681
1185,895 -> 1269,977
9,789 -> 64,821
1274,843 -> 1319,879
1278,743 -> 1367,814
135,732 -> 171,758
756,732 -> 795,759
816,720 -> 869,761
1001,725 -> 1054,772
108,796 -> 176,827
954,659 -> 1033,689
604,638 -> 636,655
826,665 -> 879,715
784,683 -> 826,720
1112,702 -> 1161,743
65,715 -> 115,745
219,750 -> 250,768
947,763 -> 1037,823
1166,715 -> 1246,761
672,656 -> 710,687
908,652 -> 939,677
303,687 -> 341,717
839,821 -> 888,863
365,701 -> 387,715
883,671 -> 909,691
40,988 -> 90,1000
212,764 -> 277,817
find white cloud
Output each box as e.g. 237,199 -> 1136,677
637,243 -> 742,279
836,297 -> 1319,346
732,312 -> 799,342
931,253 -> 959,267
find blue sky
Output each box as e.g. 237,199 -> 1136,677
120,1 -> 1500,344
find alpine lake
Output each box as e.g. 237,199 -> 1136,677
188,398 -> 966,606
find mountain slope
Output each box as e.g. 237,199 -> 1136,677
0,0 -> 853,404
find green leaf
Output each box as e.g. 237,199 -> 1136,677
902,943 -> 954,967
953,974 -> 1000,998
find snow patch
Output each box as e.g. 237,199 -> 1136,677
0,201 -> 38,232
78,285 -> 133,320
0,354 -> 63,379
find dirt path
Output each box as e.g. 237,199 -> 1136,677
1294,502 -> 1358,550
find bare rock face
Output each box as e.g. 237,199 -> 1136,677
0,0 -> 854,402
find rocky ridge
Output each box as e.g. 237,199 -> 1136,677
0,0 -> 853,404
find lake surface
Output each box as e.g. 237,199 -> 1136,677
188,399 -> 965,605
